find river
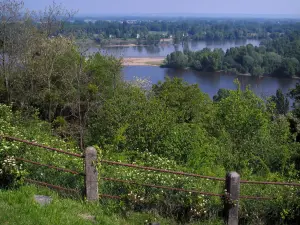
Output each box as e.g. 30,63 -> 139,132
123,66 -> 299,99
89,39 -> 261,58
89,39 -> 298,98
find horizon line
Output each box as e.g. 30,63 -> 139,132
76,12 -> 300,18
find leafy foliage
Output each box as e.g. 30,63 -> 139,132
0,104 -> 83,189
163,33 -> 300,77
2,1 -> 300,224
63,18 -> 300,43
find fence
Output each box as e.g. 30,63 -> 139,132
1,135 -> 87,197
2,135 -> 300,225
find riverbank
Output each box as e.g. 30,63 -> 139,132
122,57 -> 164,66
160,66 -> 300,79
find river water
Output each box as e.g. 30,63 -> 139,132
89,39 -> 298,98
89,39 -> 261,58
123,66 -> 299,99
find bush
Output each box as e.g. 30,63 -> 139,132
0,104 -> 83,190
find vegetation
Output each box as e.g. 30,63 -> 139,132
2,1 -> 300,224
163,32 -> 300,77
63,18 -> 300,45
0,185 -> 180,225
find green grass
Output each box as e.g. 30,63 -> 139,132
0,185 -> 224,225
0,185 -> 172,225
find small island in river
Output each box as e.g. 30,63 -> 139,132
161,41 -> 300,78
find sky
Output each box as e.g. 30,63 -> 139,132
23,0 -> 300,16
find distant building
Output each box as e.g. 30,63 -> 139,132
126,20 -> 137,24
84,19 -> 96,24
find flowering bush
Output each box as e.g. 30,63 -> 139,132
129,76 -> 152,90
100,151 -> 222,222
0,155 -> 26,188
0,104 -> 83,190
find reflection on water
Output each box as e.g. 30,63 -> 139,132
123,66 -> 298,99
88,39 -> 261,58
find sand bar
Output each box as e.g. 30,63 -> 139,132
122,57 -> 164,66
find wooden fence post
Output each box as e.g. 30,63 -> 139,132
85,147 -> 99,201
224,171 -> 240,225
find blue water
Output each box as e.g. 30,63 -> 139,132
123,66 -> 298,99
89,39 -> 261,58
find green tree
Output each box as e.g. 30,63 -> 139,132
252,66 -> 264,76
164,51 -> 188,69
279,57 -> 300,77
152,77 -> 212,124
213,88 -> 231,102
262,52 -> 282,75
268,89 -> 290,115
289,83 -> 300,118
242,55 -> 255,73
213,82 -> 292,174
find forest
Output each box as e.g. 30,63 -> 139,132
2,1 -> 300,224
163,31 -> 300,77
63,18 -> 300,44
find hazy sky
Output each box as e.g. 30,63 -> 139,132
23,0 -> 300,16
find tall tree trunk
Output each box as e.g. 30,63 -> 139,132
2,22 -> 10,103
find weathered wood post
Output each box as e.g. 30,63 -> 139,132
224,172 -> 240,225
85,147 -> 99,201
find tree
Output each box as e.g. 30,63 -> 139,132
37,1 -> 76,37
164,51 -> 188,69
242,55 -> 255,73
213,88 -> 231,102
279,57 -> 300,77
0,0 -> 25,103
289,83 -> 300,118
152,77 -> 212,124
252,66 -> 264,76
268,89 -> 289,115
262,52 -> 282,75
0,1 -> 124,148
214,82 -> 291,174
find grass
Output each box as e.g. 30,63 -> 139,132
0,185 -> 172,225
0,185 -> 224,225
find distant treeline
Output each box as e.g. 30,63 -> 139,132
62,19 -> 300,43
162,31 -> 300,77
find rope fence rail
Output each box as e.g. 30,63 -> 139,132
101,159 -> 300,187
24,179 -> 80,193
3,135 -> 300,188
1,135 -> 84,158
2,136 -> 294,224
16,157 -> 84,176
101,176 -> 224,197
101,159 -> 225,181
240,179 -> 300,187
101,176 -> 272,200
2,135 -> 85,199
